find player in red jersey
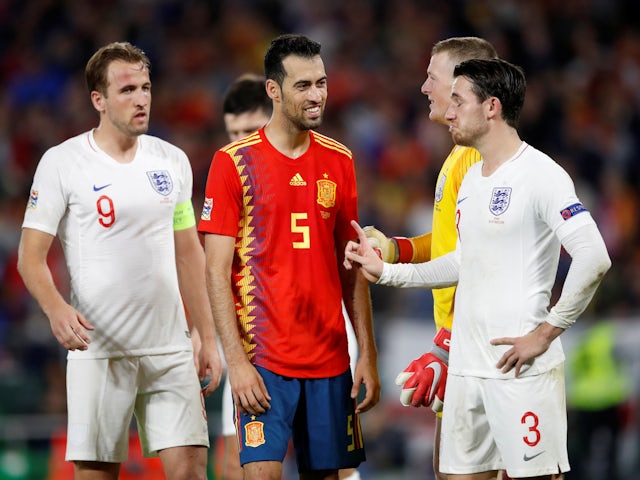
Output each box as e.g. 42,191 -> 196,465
199,34 -> 380,480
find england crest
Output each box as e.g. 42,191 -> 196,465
146,170 -> 173,196
489,187 -> 511,216
435,173 -> 446,202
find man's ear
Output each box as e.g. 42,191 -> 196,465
90,90 -> 105,113
485,96 -> 501,120
266,79 -> 280,102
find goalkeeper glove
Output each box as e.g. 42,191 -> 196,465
395,327 -> 450,412
362,226 -> 413,263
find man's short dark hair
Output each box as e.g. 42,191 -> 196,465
264,34 -> 321,86
222,73 -> 271,116
454,58 -> 526,128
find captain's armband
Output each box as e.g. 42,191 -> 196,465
174,200 -> 196,231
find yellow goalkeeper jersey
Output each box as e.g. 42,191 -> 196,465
425,145 -> 481,330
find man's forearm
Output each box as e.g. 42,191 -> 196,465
378,251 -> 459,289
176,237 -> 217,343
19,259 -> 67,317
547,224 -> 611,329
207,272 -> 247,366
349,270 -> 377,359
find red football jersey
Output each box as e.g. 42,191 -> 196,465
199,128 -> 359,378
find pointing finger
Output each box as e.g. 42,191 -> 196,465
350,220 -> 367,245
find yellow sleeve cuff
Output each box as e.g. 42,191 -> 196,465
411,232 -> 432,262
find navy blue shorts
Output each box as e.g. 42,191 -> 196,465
235,366 -> 365,472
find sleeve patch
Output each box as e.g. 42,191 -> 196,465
560,202 -> 587,220
201,197 -> 213,221
28,189 -> 39,209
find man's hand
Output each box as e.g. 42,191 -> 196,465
351,353 -> 381,414
491,322 -> 563,377
197,336 -> 224,398
344,221 -> 385,282
395,327 -> 450,411
229,360 -> 271,416
363,226 -> 398,263
48,303 -> 94,351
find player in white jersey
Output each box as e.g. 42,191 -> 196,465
344,59 -> 610,479
17,42 -> 222,480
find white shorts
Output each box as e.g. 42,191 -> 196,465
66,351 -> 209,462
440,365 -> 569,477
220,305 -> 360,437
345,309 -> 359,374
221,376 -> 235,436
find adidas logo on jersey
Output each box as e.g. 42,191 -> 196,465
289,173 -> 307,186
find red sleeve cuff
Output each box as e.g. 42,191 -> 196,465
393,237 -> 413,263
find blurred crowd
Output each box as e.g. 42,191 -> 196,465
0,0 -> 639,476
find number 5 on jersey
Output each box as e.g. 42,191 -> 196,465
291,212 -> 310,249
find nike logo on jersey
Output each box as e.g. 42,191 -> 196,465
457,196 -> 468,205
428,362 -> 442,403
523,451 -> 545,462
93,183 -> 112,192
289,173 -> 307,186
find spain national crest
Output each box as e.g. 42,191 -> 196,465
489,187 -> 511,216
316,178 -> 336,208
245,420 -> 266,448
146,170 -> 173,196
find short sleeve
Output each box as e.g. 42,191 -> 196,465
22,148 -> 68,236
197,150 -> 243,236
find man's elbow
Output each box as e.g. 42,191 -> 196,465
16,250 -> 31,284
595,247 -> 612,280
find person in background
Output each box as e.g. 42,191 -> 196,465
17,41 -> 222,480
222,73 -> 273,144
199,34 -> 380,480
345,58 -> 611,479
566,320 -> 631,480
364,36 -> 498,480
214,73 -> 362,480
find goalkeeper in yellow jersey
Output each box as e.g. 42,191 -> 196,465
365,37 -> 498,480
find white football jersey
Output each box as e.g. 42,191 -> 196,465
451,142 -> 595,378
23,130 -> 193,359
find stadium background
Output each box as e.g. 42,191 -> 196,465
0,0 -> 639,478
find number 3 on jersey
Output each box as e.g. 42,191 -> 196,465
291,212 -> 310,249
